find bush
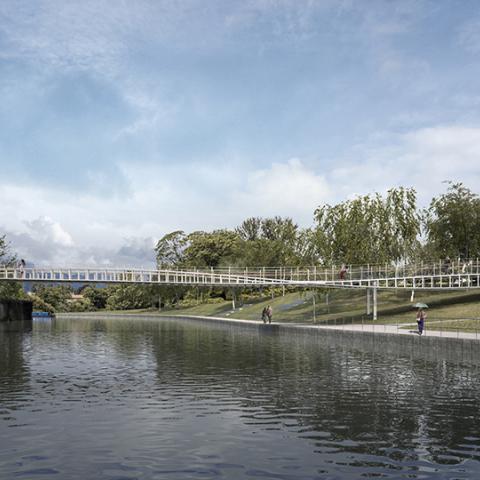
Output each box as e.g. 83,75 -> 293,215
30,294 -> 55,315
66,298 -> 94,312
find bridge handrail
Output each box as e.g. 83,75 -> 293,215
1,259 -> 480,283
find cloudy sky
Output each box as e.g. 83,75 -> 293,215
1,0 -> 480,267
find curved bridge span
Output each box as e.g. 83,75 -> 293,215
1,261 -> 480,290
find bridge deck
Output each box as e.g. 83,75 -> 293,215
1,261 -> 480,290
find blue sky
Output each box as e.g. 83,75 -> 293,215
1,0 -> 480,266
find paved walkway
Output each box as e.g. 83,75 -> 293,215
58,312 -> 480,342
313,322 -> 480,340
176,314 -> 480,341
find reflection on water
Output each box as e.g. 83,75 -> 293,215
1,316 -> 480,479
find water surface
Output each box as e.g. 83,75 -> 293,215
1,316 -> 480,479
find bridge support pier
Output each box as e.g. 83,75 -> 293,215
367,289 -> 371,315
366,286 -> 378,321
231,289 -> 236,310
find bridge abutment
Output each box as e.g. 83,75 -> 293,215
0,300 -> 33,332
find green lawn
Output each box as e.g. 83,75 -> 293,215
155,288 -> 480,329
82,288 -> 480,332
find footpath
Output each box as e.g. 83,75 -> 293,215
170,314 -> 480,341
56,311 -> 480,342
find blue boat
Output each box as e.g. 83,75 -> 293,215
32,311 -> 55,318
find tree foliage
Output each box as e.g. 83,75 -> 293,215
424,182 -> 480,259
0,234 -> 16,267
155,230 -> 188,267
105,284 -> 159,311
236,217 -> 301,266
314,187 -> 420,265
32,285 -> 73,311
183,230 -> 239,267
82,286 -> 108,309
0,281 -> 27,301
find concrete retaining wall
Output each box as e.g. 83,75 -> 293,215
57,312 -> 480,365
0,300 -> 33,332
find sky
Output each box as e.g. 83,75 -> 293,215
1,0 -> 480,267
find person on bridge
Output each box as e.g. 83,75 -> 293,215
339,264 -> 348,280
18,258 -> 26,277
416,308 -> 426,335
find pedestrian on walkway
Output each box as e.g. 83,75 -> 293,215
416,308 -> 426,335
266,305 -> 273,324
339,264 -> 348,280
261,307 -> 268,324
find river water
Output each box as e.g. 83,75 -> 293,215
1,316 -> 480,479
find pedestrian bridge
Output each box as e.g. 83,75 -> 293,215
1,260 -> 479,290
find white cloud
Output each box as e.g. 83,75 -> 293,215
329,125 -> 480,205
3,217 -> 156,268
24,216 -> 74,247
1,126 -> 480,266
233,158 -> 331,224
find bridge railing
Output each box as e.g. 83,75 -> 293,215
1,259 -> 479,286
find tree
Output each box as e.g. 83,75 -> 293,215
0,234 -> 16,267
82,286 -> 108,309
155,230 -> 188,268
314,187 -> 420,265
29,294 -> 55,314
184,230 -> 240,267
105,284 -> 157,310
0,281 -> 27,301
424,182 -> 480,259
236,217 -> 301,266
236,217 -> 262,241
0,234 -> 24,300
32,285 -> 73,312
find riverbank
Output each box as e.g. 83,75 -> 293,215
123,288 -> 480,331
56,311 -> 480,365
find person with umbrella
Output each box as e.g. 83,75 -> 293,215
414,303 -> 428,335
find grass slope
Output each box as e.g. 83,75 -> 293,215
156,288 -> 480,328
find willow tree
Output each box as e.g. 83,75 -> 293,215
314,187 -> 420,265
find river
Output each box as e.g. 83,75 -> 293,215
1,315 -> 480,479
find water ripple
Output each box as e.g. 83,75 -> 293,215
1,317 -> 480,479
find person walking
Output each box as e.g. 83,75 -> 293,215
18,258 -> 26,277
261,307 -> 268,324
339,264 -> 348,280
266,305 -> 273,324
416,308 -> 426,335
